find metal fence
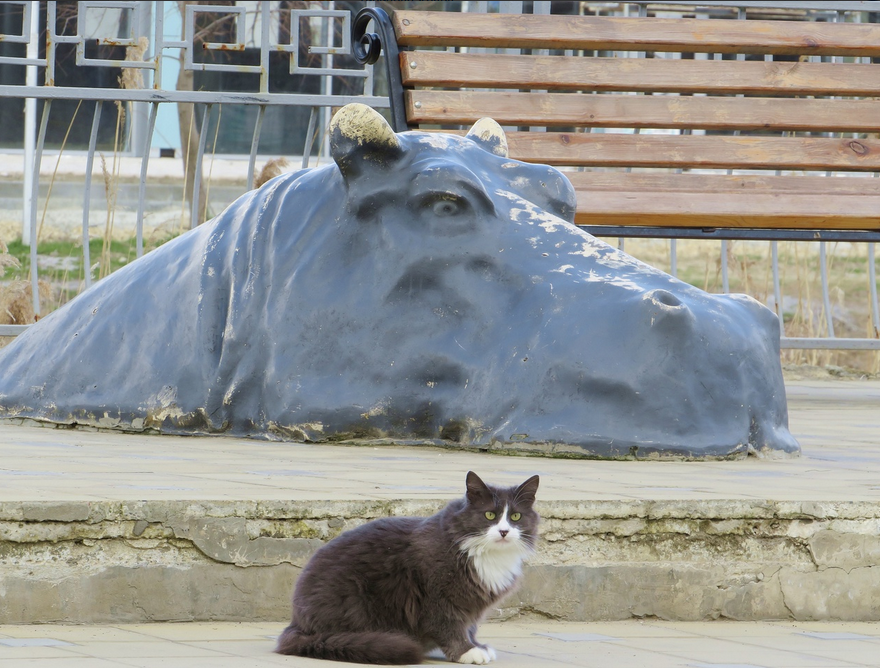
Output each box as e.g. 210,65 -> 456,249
0,1 -> 878,361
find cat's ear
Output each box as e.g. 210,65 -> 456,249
466,471 -> 492,504
515,475 -> 540,505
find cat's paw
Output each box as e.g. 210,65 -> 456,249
485,646 -> 497,661
458,647 -> 493,664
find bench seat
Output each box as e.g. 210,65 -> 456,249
354,7 -> 880,240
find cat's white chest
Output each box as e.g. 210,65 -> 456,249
467,549 -> 523,594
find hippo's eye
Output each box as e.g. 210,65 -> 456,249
430,198 -> 463,217
485,511 -> 496,520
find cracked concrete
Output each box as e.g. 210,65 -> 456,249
2,499 -> 880,623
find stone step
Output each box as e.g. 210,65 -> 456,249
1,380 -> 879,624
3,497 -> 880,624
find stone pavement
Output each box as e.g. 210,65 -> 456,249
3,619 -> 880,667
0,380 -> 879,504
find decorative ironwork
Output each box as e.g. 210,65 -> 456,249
285,9 -> 366,77
352,6 -> 406,131
0,2 -> 380,99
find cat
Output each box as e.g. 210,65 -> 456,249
275,471 -> 540,665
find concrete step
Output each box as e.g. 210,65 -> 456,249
1,380 -> 879,625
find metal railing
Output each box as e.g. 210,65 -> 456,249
1,1 -> 879,358
1,0 -> 386,331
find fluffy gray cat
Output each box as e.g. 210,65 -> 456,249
275,471 -> 540,664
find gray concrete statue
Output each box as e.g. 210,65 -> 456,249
0,104 -> 799,458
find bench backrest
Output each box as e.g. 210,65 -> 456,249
364,9 -> 880,236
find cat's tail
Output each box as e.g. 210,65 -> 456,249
275,624 -> 424,665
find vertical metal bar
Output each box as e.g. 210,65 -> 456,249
259,0 -> 270,94
320,3 -> 335,163
717,7 -> 745,298
869,243 -> 879,339
721,240 -> 729,294
46,2 -> 57,86
153,0 -> 164,89
499,2 -> 524,15
819,242 -> 835,338
191,103 -> 210,229
363,1 -> 376,96
816,11 -> 841,341
81,101 -> 103,290
302,106 -> 318,170
618,2 -> 649,251
530,1 -> 550,133
670,239 -> 677,278
30,99 -> 51,316
22,0 -> 39,245
247,104 -> 266,190
772,240 -> 784,335
130,3 -> 152,158
136,102 -> 158,258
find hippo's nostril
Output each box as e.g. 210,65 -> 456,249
646,289 -> 683,308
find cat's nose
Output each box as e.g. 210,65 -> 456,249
498,529 -> 509,538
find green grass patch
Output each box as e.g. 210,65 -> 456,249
2,236 -> 175,282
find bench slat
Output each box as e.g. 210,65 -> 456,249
572,191 -> 880,229
406,90 -> 880,133
393,11 -> 880,57
565,172 -> 880,196
401,52 -> 880,97
500,132 -> 880,172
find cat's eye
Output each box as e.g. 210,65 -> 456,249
510,512 -> 522,522
484,511 -> 496,520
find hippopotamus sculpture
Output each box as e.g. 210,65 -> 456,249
0,104 -> 798,458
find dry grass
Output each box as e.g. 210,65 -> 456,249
0,240 -> 51,327
254,158 -> 290,189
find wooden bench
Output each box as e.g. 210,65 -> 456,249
352,7 -> 880,241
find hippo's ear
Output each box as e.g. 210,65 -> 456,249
329,103 -> 402,179
466,118 -> 509,158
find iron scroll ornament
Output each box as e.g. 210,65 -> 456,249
352,7 -> 408,132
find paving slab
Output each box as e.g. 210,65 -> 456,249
0,380 -> 878,503
0,380 -> 879,624
3,620 -> 880,667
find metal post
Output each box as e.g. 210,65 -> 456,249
247,105 -> 266,190
259,1 -> 270,94
819,242 -> 835,338
130,2 -> 153,157
320,2 -> 336,164
30,100 -> 51,316
772,241 -> 784,335
721,240 -> 729,294
869,243 -> 879,340
191,103 -> 210,229
136,102 -> 159,257
302,106 -> 318,170
21,2 -> 40,246
82,101 -> 103,289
